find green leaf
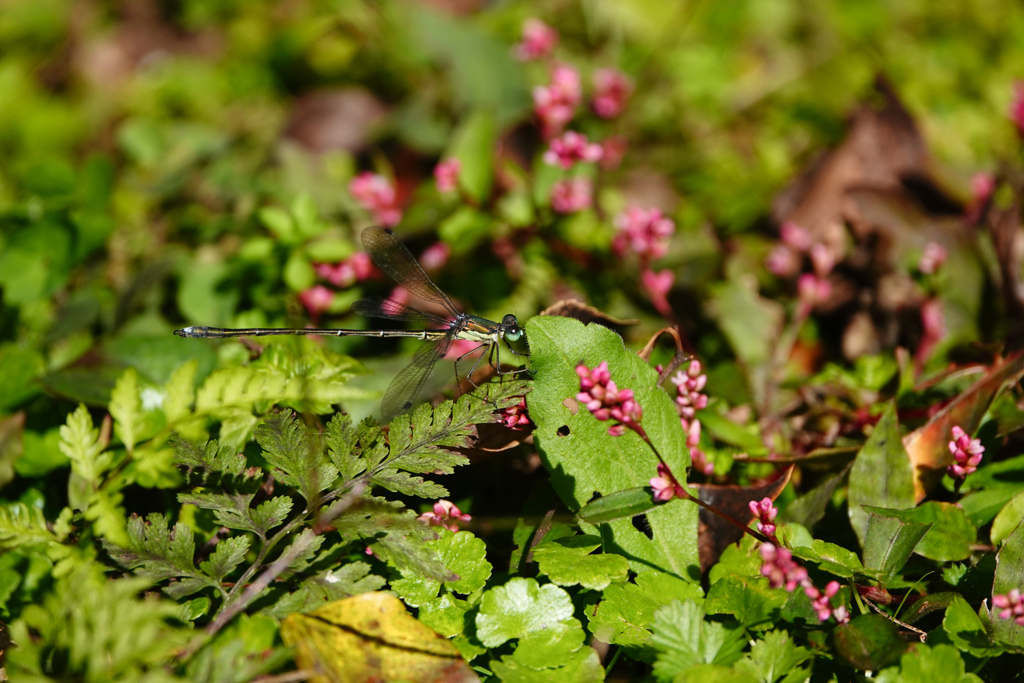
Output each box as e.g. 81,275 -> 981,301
110,367 -> 144,454
990,520 -> 1024,648
476,577 -> 575,648
163,359 -> 197,425
526,316 -> 699,581
735,630 -> 813,683
991,490 -> 1024,545
59,404 -> 111,486
862,506 -> 932,582
911,502 -> 976,562
875,644 -> 982,683
255,412 -> 339,505
577,486 -> 662,524
588,571 -> 704,660
833,614 -> 906,671
705,576 -> 787,627
942,594 -> 999,657
651,599 -> 747,680
0,343 -> 45,411
391,529 -> 492,606
199,535 -> 250,582
264,562 -> 386,618
509,618 -> 586,668
103,513 -> 214,599
848,402 -> 915,546
257,206 -> 295,242
779,465 -> 849,531
533,540 -> 630,590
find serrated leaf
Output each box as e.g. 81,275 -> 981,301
651,599 -> 747,680
526,316 -> 699,579
104,513 -> 215,599
476,577 -> 575,648
392,529 -> 491,606
735,630 -> 813,683
264,562 -> 387,618
942,594 -> 999,657
848,402 -> 915,546
110,367 -> 144,454
875,643 -> 982,683
59,404 -> 111,484
198,535 -> 249,582
251,496 -> 294,536
533,543 -> 629,590
172,435 -> 248,476
255,412 -> 338,505
705,576 -> 787,626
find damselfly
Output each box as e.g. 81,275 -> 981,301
175,227 -> 530,419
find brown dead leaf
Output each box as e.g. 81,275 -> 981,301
903,351 -> 1024,501
539,299 -> 638,330
694,465 -> 794,572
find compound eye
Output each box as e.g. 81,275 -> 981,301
502,314 -> 519,327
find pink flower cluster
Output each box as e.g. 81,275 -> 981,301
533,64 -> 582,139
349,172 -> 402,227
650,463 -> 681,502
551,177 -> 593,213
514,19 -> 558,61
759,543 -> 848,623
641,269 -> 674,317
948,425 -> 984,481
612,207 -> 676,264
316,251 -> 374,288
576,360 -> 644,437
417,500 -> 472,532
501,398 -> 531,430
993,589 -> 1024,626
299,285 -> 334,317
671,360 -> 708,429
748,497 -> 778,538
434,158 -> 461,194
543,131 -> 603,169
592,68 -> 632,118
766,221 -> 835,314
687,419 -> 714,476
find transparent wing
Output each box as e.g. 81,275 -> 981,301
361,226 -> 460,317
352,297 -> 451,326
379,333 -> 454,420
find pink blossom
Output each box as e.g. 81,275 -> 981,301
349,172 -> 402,227
533,64 -> 581,138
780,221 -> 813,252
641,268 -> 674,317
612,207 -> 676,263
576,361 -> 645,437
993,589 -> 1024,626
948,425 -> 984,481
417,500 -> 472,532
543,131 -> 603,169
551,177 -> 593,213
514,18 -> 558,61
748,497 -> 779,538
501,398 -> 531,430
419,241 -> 451,271
759,543 -> 808,592
766,245 -> 800,277
805,581 -> 845,622
434,158 -> 461,194
650,463 -> 679,502
797,273 -> 831,314
809,243 -> 835,277
299,285 -> 334,316
671,360 -> 708,425
1010,81 -> 1024,136
316,251 -> 375,288
918,242 -> 948,275
592,68 -> 632,119
444,338 -> 480,361
686,419 -> 714,476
